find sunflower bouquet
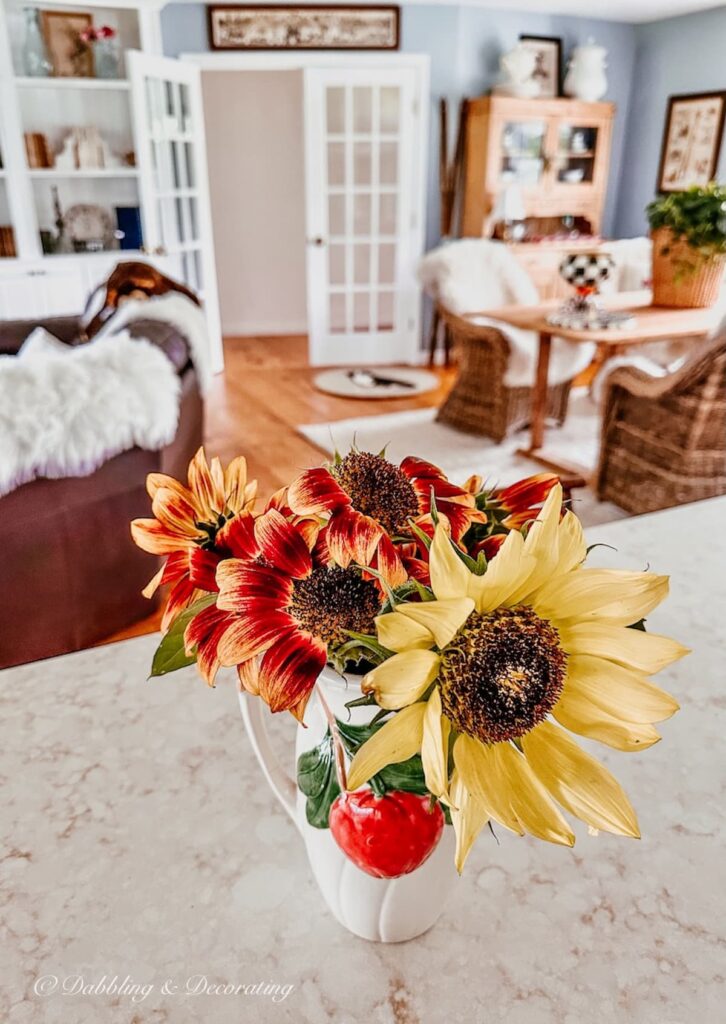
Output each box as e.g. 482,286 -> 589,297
132,447 -> 686,875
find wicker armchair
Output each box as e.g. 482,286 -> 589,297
595,328 -> 726,514
436,305 -> 572,441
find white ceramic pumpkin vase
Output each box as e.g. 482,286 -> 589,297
239,665 -> 459,943
564,38 -> 608,102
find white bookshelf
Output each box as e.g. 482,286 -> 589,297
0,0 -> 164,309
0,0 -> 222,371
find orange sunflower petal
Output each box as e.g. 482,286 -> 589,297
188,447 -> 224,518
254,509 -> 313,578
288,467 -> 350,516
131,517 -> 193,555
217,511 -> 258,560
217,612 -> 297,666
238,657 -> 260,696
257,631 -> 327,717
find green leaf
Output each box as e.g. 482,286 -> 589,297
149,593 -> 217,677
628,618 -> 647,632
296,731 -> 341,828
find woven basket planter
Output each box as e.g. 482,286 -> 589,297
651,228 -> 725,308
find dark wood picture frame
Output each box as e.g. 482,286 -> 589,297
656,90 -> 726,193
208,4 -> 400,51
518,34 -> 563,99
40,9 -> 94,78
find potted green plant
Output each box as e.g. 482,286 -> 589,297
646,184 -> 726,308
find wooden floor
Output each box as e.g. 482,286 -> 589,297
104,334 -> 455,644
205,334 -> 455,497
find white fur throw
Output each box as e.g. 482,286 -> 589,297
418,239 -> 595,387
95,291 -> 213,394
0,329 -> 180,497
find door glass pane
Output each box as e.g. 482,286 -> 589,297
379,192 -> 397,234
187,198 -> 198,240
179,83 -> 191,134
328,244 -> 346,285
170,143 -> 181,188
354,292 -> 369,331
556,125 -> 599,184
326,87 -> 345,134
380,87 -> 400,134
354,244 -> 370,284
377,291 -> 395,331
353,87 -> 372,133
500,121 -> 546,185
329,293 -> 346,333
354,142 -> 372,185
328,143 -> 345,186
379,142 -> 398,186
328,194 -> 345,235
378,244 -> 396,286
184,144 -> 195,188
353,194 -> 371,235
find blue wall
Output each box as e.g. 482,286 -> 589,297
161,3 -> 724,245
613,6 -> 726,238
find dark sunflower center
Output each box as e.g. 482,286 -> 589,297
438,607 -> 566,744
333,451 -> 419,534
289,565 -> 381,646
193,510 -> 233,550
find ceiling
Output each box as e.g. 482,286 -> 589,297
165,0 -> 724,25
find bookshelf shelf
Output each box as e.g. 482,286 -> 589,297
14,76 -> 131,91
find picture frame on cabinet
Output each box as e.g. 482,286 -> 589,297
208,4 -> 400,51
518,34 -> 562,99
656,91 -> 726,193
40,10 -> 95,78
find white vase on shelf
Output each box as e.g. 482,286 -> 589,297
564,38 -> 608,102
493,43 -> 541,99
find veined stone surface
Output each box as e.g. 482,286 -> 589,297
1,498 -> 724,1023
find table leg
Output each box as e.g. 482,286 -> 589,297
515,331 -> 589,482
530,330 -> 551,451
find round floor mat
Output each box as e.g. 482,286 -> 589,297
313,367 -> 439,399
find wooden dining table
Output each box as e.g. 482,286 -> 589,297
477,289 -> 720,475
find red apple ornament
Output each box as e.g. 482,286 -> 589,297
329,789 -> 445,879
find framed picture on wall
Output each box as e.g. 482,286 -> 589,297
657,91 -> 726,192
40,10 -> 94,77
518,34 -> 562,99
208,5 -> 400,51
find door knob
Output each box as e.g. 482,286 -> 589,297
307,236 -> 326,247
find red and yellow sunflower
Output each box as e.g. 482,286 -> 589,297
130,447 -> 258,629
210,509 -> 384,720
287,451 -> 483,586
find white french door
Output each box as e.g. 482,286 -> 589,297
304,66 -> 426,366
129,51 -> 223,372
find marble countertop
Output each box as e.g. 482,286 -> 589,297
2,498 -> 725,1024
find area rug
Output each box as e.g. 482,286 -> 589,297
313,367 -> 439,398
297,389 -> 629,527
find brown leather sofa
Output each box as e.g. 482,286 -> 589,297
0,315 -> 203,669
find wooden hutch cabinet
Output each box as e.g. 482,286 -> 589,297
460,96 -> 615,297
461,95 -> 615,236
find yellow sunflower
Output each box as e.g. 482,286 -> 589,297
346,484 -> 687,871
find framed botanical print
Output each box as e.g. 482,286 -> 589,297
208,5 -> 400,51
40,9 -> 94,78
657,91 -> 726,192
518,34 -> 562,99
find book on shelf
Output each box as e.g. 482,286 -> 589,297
24,132 -> 54,169
0,226 -> 17,258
